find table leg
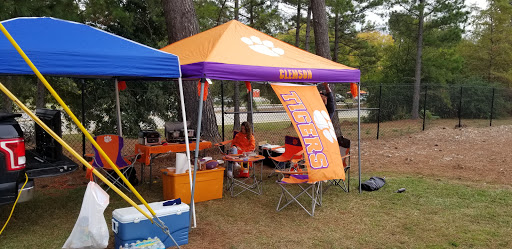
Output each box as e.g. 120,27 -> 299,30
259,160 -> 263,194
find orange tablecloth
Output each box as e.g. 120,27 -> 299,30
135,141 -> 212,166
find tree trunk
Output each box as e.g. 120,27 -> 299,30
36,78 -> 45,108
216,0 -> 228,25
295,0 -> 301,47
234,0 -> 239,21
305,1 -> 312,52
240,0 -> 256,128
333,11 -> 339,62
411,0 -> 425,120
232,0 -> 241,131
311,0 -> 331,60
233,82 -> 240,131
311,0 -> 342,136
249,0 -> 254,26
162,0 -> 220,142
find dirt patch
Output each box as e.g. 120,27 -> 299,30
359,125 -> 512,186
36,125 -> 512,189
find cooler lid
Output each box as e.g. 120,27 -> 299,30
112,201 -> 189,223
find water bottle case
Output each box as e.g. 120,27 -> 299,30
120,237 -> 166,249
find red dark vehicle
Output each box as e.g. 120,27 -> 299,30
0,110 -> 77,206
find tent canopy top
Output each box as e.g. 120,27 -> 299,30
0,17 -> 181,79
161,20 -> 359,83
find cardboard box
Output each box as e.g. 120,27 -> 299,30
112,201 -> 189,249
161,167 -> 225,204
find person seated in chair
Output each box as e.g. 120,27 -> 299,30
227,121 -> 255,178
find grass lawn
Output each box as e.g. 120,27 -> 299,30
1,171 -> 511,248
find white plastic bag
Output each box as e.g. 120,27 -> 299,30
63,181 -> 110,249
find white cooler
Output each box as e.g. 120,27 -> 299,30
112,201 -> 189,248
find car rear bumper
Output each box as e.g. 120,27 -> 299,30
17,179 -> 34,203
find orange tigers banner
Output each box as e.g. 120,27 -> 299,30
271,83 -> 345,183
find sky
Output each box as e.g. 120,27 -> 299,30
365,0 -> 489,31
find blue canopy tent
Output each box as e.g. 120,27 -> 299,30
0,17 -> 180,79
0,17 -> 199,226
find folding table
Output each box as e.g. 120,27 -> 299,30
134,141 -> 212,187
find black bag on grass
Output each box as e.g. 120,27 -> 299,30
361,176 -> 386,191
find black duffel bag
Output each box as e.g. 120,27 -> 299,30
361,176 -> 386,191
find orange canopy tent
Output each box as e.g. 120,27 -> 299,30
161,20 -> 365,195
161,20 -> 359,83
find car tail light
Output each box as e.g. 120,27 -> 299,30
0,138 -> 26,171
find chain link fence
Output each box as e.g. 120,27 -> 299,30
6,79 -> 512,163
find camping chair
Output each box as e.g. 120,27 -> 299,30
276,172 -> 322,216
85,135 -> 139,192
325,136 -> 351,192
267,136 -> 304,178
214,131 -> 239,155
215,130 -> 257,175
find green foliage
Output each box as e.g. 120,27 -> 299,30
364,83 -> 414,122
64,80 -> 180,138
195,0 -> 232,31
382,0 -> 469,86
461,0 -> 512,86
419,109 -> 439,120
81,0 -> 167,48
0,0 -> 82,21
239,0 -> 286,35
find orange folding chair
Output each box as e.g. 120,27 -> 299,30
267,136 -> 304,177
85,135 -> 139,192
276,172 -> 322,216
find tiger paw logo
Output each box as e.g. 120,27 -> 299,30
292,138 -> 299,145
241,36 -> 284,57
103,135 -> 112,143
313,110 -> 336,143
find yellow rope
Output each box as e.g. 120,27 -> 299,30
0,173 -> 28,235
0,22 -> 156,218
0,82 -> 154,222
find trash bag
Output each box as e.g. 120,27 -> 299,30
361,176 -> 386,191
63,181 -> 109,249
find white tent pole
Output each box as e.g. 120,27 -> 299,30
178,78 -> 196,228
357,82 -> 362,193
114,79 -> 122,137
190,79 -> 205,229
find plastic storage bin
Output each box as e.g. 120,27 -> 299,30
112,201 -> 189,249
160,167 -> 225,204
